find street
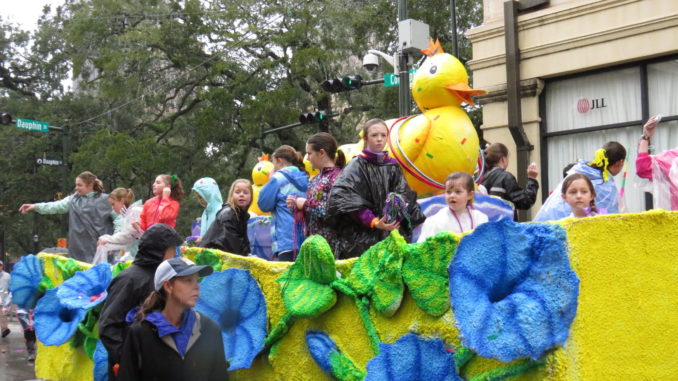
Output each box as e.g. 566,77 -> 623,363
0,319 -> 38,381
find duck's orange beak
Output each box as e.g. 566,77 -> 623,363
444,82 -> 487,106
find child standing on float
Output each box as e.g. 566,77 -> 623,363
19,171 -> 114,262
418,172 -> 488,241
258,145 -> 309,261
560,173 -> 602,218
535,141 -> 626,221
286,133 -> 345,257
140,174 -> 184,230
328,119 -> 425,259
201,179 -> 253,255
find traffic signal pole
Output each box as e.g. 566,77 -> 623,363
398,0 -> 411,117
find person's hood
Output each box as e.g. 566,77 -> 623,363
134,224 -> 183,267
192,177 -> 223,236
278,166 -> 309,192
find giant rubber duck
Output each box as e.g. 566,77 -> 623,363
387,39 -> 486,197
250,154 -> 273,215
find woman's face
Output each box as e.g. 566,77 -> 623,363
108,198 -> 125,213
166,274 -> 200,309
194,192 -> 207,207
153,175 -> 168,196
232,182 -> 252,209
305,144 -> 325,170
364,123 -> 389,152
74,177 -> 94,196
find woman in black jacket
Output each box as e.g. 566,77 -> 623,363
118,257 -> 228,381
480,143 -> 539,219
201,179 -> 252,255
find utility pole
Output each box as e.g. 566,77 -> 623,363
398,0 -> 411,117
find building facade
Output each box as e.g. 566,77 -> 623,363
468,0 -> 678,216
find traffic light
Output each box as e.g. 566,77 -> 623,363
0,113 -> 12,125
321,75 -> 363,93
299,110 -> 328,124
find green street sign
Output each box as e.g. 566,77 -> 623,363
383,69 -> 417,87
16,118 -> 49,132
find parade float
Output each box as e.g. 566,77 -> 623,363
9,42 -> 677,380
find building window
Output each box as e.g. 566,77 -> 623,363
542,57 -> 678,213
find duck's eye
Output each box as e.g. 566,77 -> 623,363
429,65 -> 437,75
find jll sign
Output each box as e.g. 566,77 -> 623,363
577,98 -> 607,113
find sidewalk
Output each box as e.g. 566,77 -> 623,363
0,319 -> 39,381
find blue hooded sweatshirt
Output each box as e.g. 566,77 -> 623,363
258,166 -> 309,253
191,177 -> 223,237
534,160 -> 619,221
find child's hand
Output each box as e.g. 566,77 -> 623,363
285,195 -> 297,210
374,216 -> 400,231
162,187 -> 171,198
527,162 -> 539,179
643,116 -> 660,138
19,204 -> 35,214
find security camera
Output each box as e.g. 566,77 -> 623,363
362,53 -> 379,71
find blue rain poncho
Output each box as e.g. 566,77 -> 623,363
191,177 -> 223,237
534,160 -> 619,221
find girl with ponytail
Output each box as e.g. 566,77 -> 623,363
140,174 -> 184,230
535,141 -> 626,221
258,145 -> 309,261
286,133 -> 345,256
19,171 -> 114,262
94,188 -> 144,264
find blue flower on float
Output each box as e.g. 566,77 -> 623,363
365,333 -> 461,381
9,254 -> 45,309
34,288 -> 87,346
93,340 -> 108,381
57,263 -> 112,310
449,220 -> 580,362
306,331 -> 338,373
196,268 -> 267,370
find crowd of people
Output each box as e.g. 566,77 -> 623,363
1,116 -> 674,379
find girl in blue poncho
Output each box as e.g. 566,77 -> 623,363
535,141 -> 626,221
258,145 -> 309,261
191,177 -> 223,240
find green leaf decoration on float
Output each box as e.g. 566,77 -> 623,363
277,235 -> 338,318
195,249 -> 224,273
402,231 -> 458,317
344,230 -> 406,317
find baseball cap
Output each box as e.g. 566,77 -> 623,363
154,257 -> 213,291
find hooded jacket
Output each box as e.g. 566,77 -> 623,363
534,160 -> 619,221
201,204 -> 250,255
192,177 -> 223,237
257,166 -> 309,253
98,224 -> 183,377
328,151 -> 425,258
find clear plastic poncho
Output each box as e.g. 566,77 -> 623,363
534,160 -> 619,221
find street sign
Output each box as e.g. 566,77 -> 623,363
36,158 -> 63,166
16,118 -> 49,132
383,69 -> 417,87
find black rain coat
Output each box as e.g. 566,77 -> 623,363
200,204 -> 250,255
327,156 -> 425,258
481,167 -> 539,211
98,224 -> 183,379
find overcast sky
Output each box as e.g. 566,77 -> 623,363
5,1 -> 64,30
